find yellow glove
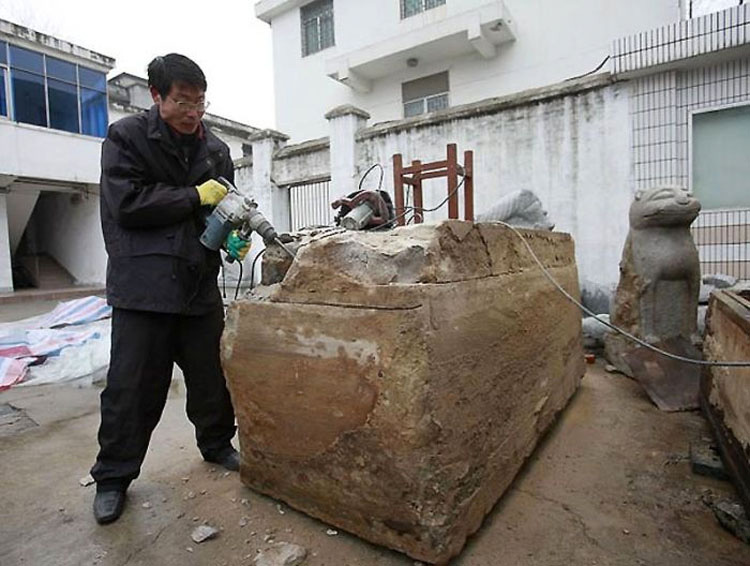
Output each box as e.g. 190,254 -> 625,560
196,179 -> 228,206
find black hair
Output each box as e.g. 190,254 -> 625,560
147,53 -> 207,97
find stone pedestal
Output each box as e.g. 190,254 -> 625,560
222,221 -> 584,564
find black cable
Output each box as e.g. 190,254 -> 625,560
234,261 -> 244,300
249,248 -> 267,290
220,261 -> 226,299
371,175 -> 468,231
358,163 -> 385,191
496,220 -> 750,368
566,55 -> 611,81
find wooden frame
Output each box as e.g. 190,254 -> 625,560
392,143 -> 474,226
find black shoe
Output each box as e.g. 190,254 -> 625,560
203,446 -> 240,472
93,490 -> 126,525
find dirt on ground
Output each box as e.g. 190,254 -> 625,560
1,362 -> 749,566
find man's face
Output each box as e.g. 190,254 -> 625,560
151,81 -> 206,135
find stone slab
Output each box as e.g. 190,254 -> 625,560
222,221 -> 584,564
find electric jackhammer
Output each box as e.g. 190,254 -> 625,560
199,177 -> 294,260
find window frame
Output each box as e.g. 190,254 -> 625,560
0,42 -> 9,119
400,0 -> 447,20
402,71 -> 450,118
0,41 -> 108,137
300,0 -> 335,57
688,100 -> 750,211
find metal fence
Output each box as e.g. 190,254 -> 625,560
691,208 -> 750,281
287,178 -> 333,231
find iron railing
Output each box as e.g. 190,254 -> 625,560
287,177 -> 332,231
691,208 -> 750,281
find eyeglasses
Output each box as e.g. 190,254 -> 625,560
168,97 -> 210,113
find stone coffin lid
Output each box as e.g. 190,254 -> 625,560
271,220 -> 575,308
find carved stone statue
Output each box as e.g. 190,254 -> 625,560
476,189 -> 555,230
605,185 -> 702,375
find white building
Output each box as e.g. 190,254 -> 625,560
256,0 -> 691,142
0,18 -> 113,293
246,0 -> 750,288
0,20 -> 261,296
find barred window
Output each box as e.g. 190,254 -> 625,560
402,71 -> 450,118
301,0 -> 335,57
401,0 -> 446,19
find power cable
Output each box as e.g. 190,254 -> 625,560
495,220 -> 750,368
358,163 -> 385,191
369,176 -> 467,231
566,55 -> 611,81
234,261 -> 244,301
249,248 -> 267,290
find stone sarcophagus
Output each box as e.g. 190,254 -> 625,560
221,221 -> 584,564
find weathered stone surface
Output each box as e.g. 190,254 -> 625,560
703,289 -> 750,515
703,273 -> 738,289
222,220 -> 584,564
605,186 -> 701,376
252,542 -> 307,566
191,524 -> 219,543
475,189 -> 555,230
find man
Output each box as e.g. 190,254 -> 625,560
91,53 -> 250,525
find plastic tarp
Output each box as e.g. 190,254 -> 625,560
0,296 -> 112,390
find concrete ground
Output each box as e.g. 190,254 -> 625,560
0,303 -> 748,565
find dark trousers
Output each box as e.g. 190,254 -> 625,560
91,306 -> 236,491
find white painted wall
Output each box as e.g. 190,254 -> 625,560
34,192 -> 107,286
6,190 -> 40,254
0,120 -> 104,184
354,82 -> 633,289
0,194 -> 12,292
267,0 -> 681,141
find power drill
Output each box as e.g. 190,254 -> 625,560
199,177 -> 294,261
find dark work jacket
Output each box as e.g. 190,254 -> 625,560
100,105 -> 233,314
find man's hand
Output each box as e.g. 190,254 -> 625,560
196,179 -> 228,206
225,230 -> 251,261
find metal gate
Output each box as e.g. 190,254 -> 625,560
691,208 -> 750,281
287,177 -> 332,231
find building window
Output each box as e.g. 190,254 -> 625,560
692,104 -> 750,209
9,46 -> 46,127
401,0 -> 446,19
47,57 -> 79,133
402,71 -> 450,118
0,68 -> 7,117
0,42 -> 107,136
0,40 -> 8,117
79,67 -> 107,136
301,0 -> 335,57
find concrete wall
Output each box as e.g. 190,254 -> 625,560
0,194 -> 12,292
354,78 -> 633,288
268,0 -> 680,141
241,76 -> 631,289
0,121 -> 104,184
6,190 -> 40,254
33,191 -> 107,286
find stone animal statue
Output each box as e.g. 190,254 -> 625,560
476,189 -> 554,230
605,186 -> 701,372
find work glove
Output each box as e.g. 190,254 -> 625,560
196,179 -> 227,206
225,230 -> 251,261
